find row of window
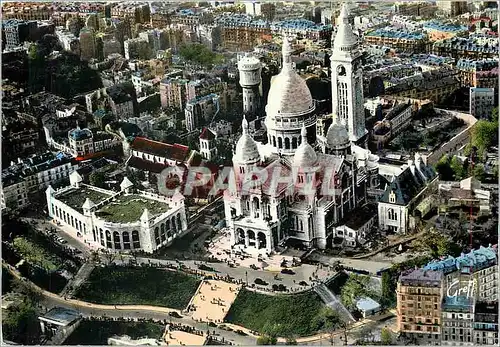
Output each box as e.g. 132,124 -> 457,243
52,204 -> 86,234
98,229 -> 140,250
153,214 -> 182,247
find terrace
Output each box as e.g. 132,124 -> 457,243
95,194 -> 170,224
57,187 -> 113,213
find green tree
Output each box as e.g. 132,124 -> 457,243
340,274 -> 372,309
380,328 -> 393,345
89,171 -> 106,188
472,164 -> 486,182
257,335 -> 277,345
3,301 -> 41,344
450,156 -> 465,180
380,271 -> 395,308
435,155 -> 454,181
471,120 -> 497,157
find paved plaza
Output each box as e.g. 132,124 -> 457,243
189,280 -> 241,323
163,329 -> 206,346
207,228 -> 299,271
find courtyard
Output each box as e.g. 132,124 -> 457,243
188,280 -> 241,323
96,194 -> 170,223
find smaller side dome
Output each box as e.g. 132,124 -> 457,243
326,116 -> 350,148
234,116 -> 260,164
293,126 -> 317,168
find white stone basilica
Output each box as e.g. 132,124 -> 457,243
223,4 -> 379,253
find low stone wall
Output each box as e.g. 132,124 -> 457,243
422,109 -> 478,166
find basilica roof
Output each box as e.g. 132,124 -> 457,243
234,117 -> 260,164
293,126 -> 317,168
326,117 -> 350,148
266,36 -> 314,117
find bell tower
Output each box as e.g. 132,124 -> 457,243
330,3 -> 367,143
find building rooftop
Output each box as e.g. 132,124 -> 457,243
356,297 -> 381,312
39,307 -> 81,326
423,245 -> 497,274
365,27 -> 427,40
271,19 -> 332,32
343,204 -> 377,230
423,20 -> 467,33
57,186 -> 113,213
456,58 -> 498,71
399,269 -> 443,285
130,137 -> 190,162
2,152 -> 75,188
95,194 -> 170,223
69,127 -> 92,141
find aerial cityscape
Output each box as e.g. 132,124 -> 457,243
1,1 -> 498,346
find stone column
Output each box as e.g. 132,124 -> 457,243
266,234 -> 272,253
244,231 -> 249,247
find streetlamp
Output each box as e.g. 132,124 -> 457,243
245,271 -> 248,286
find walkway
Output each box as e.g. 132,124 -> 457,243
314,283 -> 355,324
60,262 -> 95,297
352,230 -> 425,260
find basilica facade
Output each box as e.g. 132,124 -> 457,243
223,5 -> 380,253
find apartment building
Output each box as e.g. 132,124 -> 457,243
441,296 -> 475,345
470,87 -> 496,119
432,34 -> 499,59
456,58 -> 499,89
474,302 -> 499,345
363,28 -> 429,53
397,269 -> 444,345
1,152 -> 77,212
423,245 -> 498,303
216,14 -> 271,52
185,94 -> 220,132
385,68 -> 460,104
160,77 -> 189,110
2,4 -> 51,21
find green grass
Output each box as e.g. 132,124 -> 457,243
225,289 -> 326,337
74,266 -> 200,309
64,319 -> 164,345
58,187 -> 112,213
12,237 -> 61,272
96,194 -> 170,223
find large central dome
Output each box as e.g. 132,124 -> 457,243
266,37 -> 314,117
266,69 -> 314,116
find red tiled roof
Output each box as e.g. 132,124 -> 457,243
126,155 -> 167,174
130,137 -> 190,162
199,127 -> 216,140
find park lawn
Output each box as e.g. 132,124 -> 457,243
74,266 -> 200,309
225,289 -> 326,337
64,319 -> 164,345
12,237 -> 62,272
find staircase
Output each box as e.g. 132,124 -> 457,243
314,283 -> 355,324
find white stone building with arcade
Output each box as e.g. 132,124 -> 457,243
223,4 -> 381,254
45,171 -> 188,253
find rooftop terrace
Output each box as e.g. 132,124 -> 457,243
57,186 -> 113,213
96,194 -> 170,224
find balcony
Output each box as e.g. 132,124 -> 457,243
269,115 -> 317,130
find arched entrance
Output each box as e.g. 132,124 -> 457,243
247,229 -> 256,247
236,228 -> 245,245
258,232 -> 267,249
